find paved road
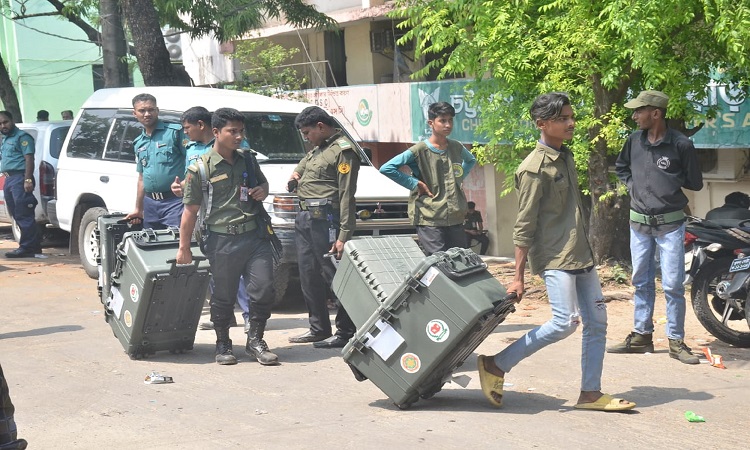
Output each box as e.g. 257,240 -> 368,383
0,228 -> 748,449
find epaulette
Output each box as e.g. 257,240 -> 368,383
336,139 -> 353,150
516,148 -> 545,175
166,123 -> 183,131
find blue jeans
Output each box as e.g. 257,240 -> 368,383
630,223 -> 686,339
493,268 -> 607,392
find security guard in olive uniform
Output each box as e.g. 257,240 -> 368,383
288,106 -> 359,349
177,108 -> 278,366
1,110 -> 42,258
125,93 -> 186,229
172,106 -> 251,333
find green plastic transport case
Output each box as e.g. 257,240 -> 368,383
332,236 -> 426,328
102,227 -> 211,359
338,246 -> 515,409
97,214 -> 142,305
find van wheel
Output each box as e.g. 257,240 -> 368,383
79,207 -> 108,279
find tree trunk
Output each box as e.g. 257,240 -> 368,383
100,0 -> 130,88
0,51 -> 23,122
121,0 -> 189,86
587,74 -> 632,264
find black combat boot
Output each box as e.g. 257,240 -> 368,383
214,326 -> 237,365
245,320 -> 279,365
0,416 -> 27,450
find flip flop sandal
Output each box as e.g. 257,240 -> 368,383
477,355 -> 504,408
574,394 -> 636,412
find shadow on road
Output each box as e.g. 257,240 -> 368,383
366,389 -> 572,413
619,385 -> 714,408
0,324 -> 84,339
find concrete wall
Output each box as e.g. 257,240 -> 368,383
344,22 -> 375,85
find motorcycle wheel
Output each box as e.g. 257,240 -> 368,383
691,256 -> 750,348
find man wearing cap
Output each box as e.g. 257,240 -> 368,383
609,90 -> 703,364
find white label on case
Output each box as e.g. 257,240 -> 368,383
420,266 -> 440,286
364,319 -> 405,361
110,287 -> 124,319
426,319 -> 450,343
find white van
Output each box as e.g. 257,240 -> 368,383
0,120 -> 72,241
53,87 -> 411,303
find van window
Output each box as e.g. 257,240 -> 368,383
244,113 -> 306,162
104,118 -> 143,163
68,109 -> 115,159
49,126 -> 70,159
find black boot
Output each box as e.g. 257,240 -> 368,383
214,326 -> 237,365
0,416 -> 27,450
246,320 -> 279,366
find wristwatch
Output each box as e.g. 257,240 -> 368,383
24,178 -> 32,183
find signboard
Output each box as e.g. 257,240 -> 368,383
409,80 -> 486,144
300,86 -> 379,142
690,82 -> 750,148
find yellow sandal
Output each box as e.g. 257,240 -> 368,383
477,355 -> 504,408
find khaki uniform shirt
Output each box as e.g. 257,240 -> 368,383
294,130 -> 360,242
514,142 -> 594,275
183,149 -> 267,227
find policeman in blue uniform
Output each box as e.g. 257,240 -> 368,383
125,94 -> 186,228
1,110 -> 42,258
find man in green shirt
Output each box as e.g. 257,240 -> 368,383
287,106 -> 359,349
379,102 -> 476,255
177,108 -> 278,366
477,92 -> 635,412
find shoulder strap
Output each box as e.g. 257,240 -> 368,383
196,155 -> 213,228
243,150 -> 259,188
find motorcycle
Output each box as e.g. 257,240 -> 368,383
685,216 -> 750,347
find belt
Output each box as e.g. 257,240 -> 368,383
630,209 -> 685,226
208,221 -> 257,235
2,170 -> 24,176
298,200 -> 337,211
147,191 -> 177,201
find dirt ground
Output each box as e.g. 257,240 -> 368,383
485,259 -> 748,362
3,228 -> 750,448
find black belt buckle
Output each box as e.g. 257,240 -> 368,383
649,215 -> 665,226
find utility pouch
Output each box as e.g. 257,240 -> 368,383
255,208 -> 283,263
306,198 -> 330,220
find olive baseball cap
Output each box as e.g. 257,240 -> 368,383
624,90 -> 669,109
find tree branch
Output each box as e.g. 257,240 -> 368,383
12,11 -> 60,19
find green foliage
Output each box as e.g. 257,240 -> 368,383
392,0 -> 750,191
155,0 -> 337,42
230,40 -> 306,99
609,263 -> 630,284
